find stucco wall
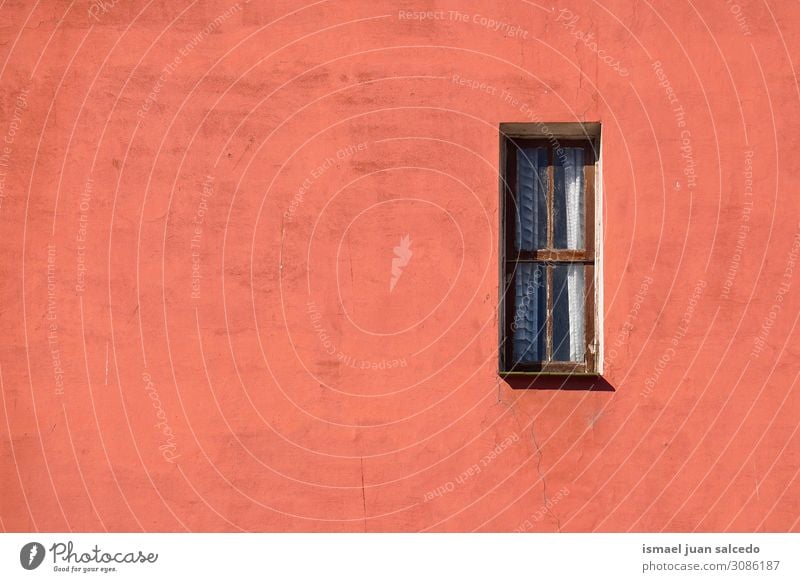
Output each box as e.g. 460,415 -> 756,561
1,0 -> 798,531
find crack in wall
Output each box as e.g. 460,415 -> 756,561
495,394 -> 562,531
360,457 -> 367,532
529,419 -> 561,532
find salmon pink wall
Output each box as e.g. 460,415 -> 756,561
1,0 -> 799,532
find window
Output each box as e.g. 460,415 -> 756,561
499,123 -> 602,375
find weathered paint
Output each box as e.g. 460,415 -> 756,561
0,0 -> 798,532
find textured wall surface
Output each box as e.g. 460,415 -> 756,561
0,0 -> 799,532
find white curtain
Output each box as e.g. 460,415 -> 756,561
564,150 -> 585,362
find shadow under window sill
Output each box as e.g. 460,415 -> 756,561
500,372 -> 615,391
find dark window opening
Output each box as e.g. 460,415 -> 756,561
500,131 -> 600,375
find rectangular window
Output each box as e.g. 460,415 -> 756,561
500,124 -> 602,375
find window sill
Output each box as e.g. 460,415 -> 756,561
499,360 -> 600,376
499,370 -> 601,377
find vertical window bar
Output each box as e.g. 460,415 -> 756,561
547,147 -> 554,249
585,264 -> 595,370
584,143 -> 596,257
504,139 -> 516,370
546,146 -> 554,361
546,263 -> 553,361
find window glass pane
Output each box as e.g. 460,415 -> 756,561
552,264 -> 586,362
553,148 -> 585,249
515,147 -> 548,251
512,262 -> 546,364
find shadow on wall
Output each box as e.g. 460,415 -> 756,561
504,375 -> 614,391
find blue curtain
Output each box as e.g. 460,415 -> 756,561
515,147 -> 548,252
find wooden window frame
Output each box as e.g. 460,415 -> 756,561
499,126 -> 602,376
